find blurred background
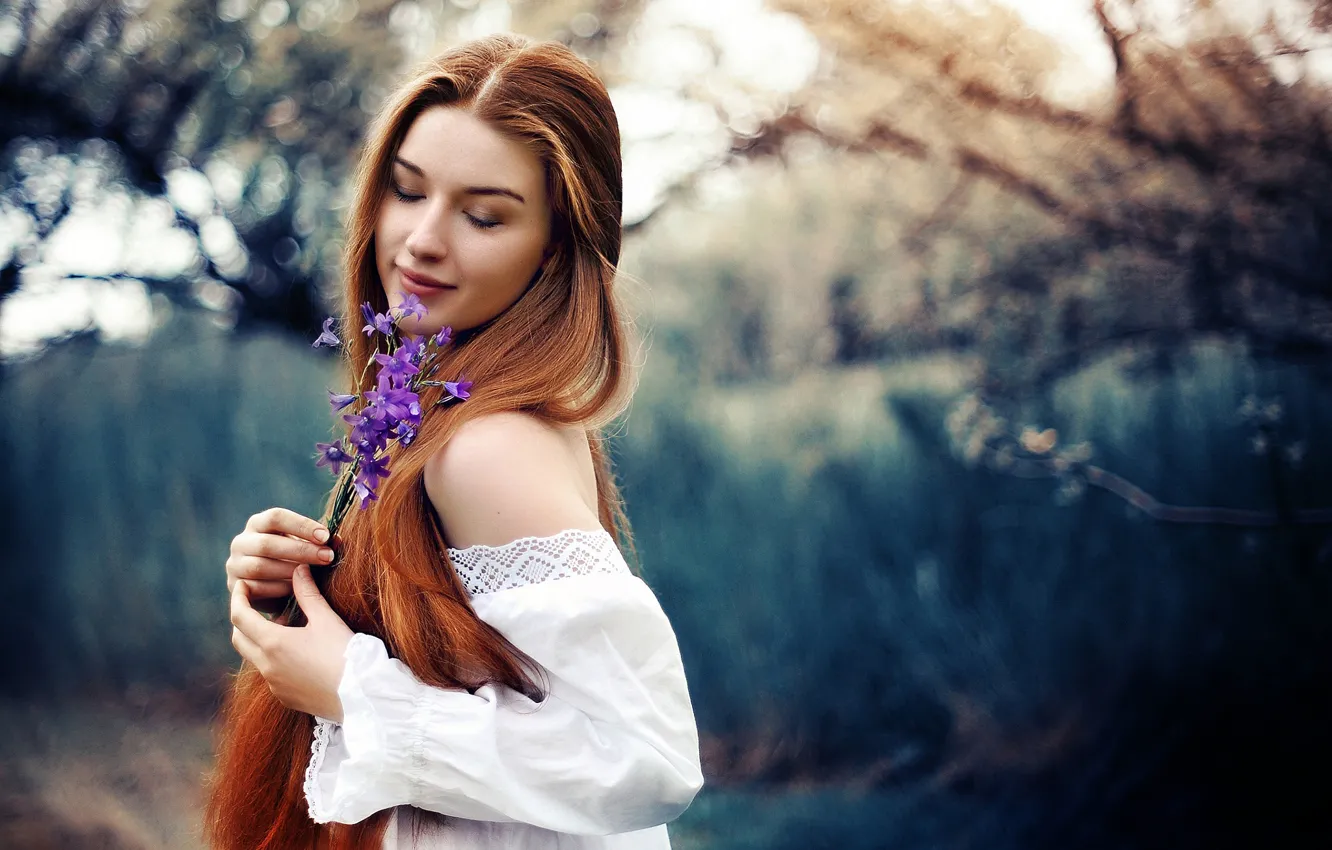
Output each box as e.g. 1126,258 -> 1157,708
2,0 -> 1331,847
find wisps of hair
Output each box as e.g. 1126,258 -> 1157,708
205,34 -> 634,849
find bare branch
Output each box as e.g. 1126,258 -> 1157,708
1086,464 -> 1332,526
954,147 -> 1068,216
903,173 -> 975,254
1092,0 -> 1140,133
985,446 -> 1332,527
731,110 -> 931,162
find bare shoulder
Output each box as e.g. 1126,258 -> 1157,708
424,412 -> 601,550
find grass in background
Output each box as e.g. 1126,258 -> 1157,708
1,324 -> 1329,848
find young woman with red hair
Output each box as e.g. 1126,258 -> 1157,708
208,34 -> 703,849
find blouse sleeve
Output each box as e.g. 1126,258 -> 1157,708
302,530 -> 704,835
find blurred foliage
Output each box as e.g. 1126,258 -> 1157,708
634,0 -> 1332,398
0,0 -> 643,333
2,330 -> 1329,847
631,341 -> 1332,848
0,317 -> 335,693
3,1 -> 1332,846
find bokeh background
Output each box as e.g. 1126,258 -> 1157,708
2,0 -> 1332,847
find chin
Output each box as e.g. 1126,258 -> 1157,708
397,315 -> 446,337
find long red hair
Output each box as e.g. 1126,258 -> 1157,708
205,34 -> 634,849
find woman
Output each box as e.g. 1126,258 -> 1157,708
207,34 -> 703,849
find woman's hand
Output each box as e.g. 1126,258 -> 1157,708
226,507 -> 335,600
230,564 -> 353,721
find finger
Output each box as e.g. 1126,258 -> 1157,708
232,531 -> 334,566
246,507 -> 330,544
231,626 -> 264,667
242,578 -> 294,600
291,564 -> 333,622
227,573 -> 284,596
230,579 -> 278,642
226,552 -> 308,583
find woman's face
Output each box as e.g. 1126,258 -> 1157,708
375,106 -> 552,336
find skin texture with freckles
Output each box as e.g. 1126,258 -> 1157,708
376,106 -> 553,337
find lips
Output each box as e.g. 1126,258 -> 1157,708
398,267 -> 456,292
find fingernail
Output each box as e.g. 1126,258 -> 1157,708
319,548 -> 335,563
314,527 -> 330,543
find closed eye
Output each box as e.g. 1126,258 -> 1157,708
390,185 -> 421,203
391,182 -> 500,230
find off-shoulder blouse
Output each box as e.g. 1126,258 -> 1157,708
302,529 -> 704,848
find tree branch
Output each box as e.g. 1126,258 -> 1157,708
1092,0 -> 1140,133
1089,463 -> 1331,526
980,442 -> 1332,527
903,173 -> 974,254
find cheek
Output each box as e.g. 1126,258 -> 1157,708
462,233 -> 545,293
373,215 -> 401,267
371,233 -> 389,284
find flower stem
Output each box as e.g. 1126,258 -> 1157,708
357,350 -> 377,390
323,466 -> 357,560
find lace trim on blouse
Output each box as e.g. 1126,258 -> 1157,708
305,714 -> 335,822
447,528 -> 630,597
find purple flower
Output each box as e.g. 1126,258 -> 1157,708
357,452 -> 392,491
316,320 -> 474,526
353,480 -> 378,509
370,313 -> 395,336
380,385 -> 421,425
312,317 -> 341,348
374,348 -> 420,385
328,390 -> 357,413
345,412 -> 389,455
359,390 -> 391,423
394,421 -> 417,446
354,433 -> 386,457
399,335 -> 426,364
361,302 -> 394,336
393,293 -> 428,321
315,440 -> 353,475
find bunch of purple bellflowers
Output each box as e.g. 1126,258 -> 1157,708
311,293 -> 472,540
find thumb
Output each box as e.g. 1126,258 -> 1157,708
291,564 -> 332,621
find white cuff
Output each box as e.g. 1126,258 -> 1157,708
304,632 -> 429,825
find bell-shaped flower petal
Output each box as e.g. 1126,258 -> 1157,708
314,440 -> 353,476
444,379 -> 472,401
393,293 -> 428,321
312,317 -> 341,348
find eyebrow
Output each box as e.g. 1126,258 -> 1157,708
393,156 -> 526,204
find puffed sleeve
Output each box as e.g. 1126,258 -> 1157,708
303,530 -> 704,835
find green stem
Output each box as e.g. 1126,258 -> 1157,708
323,465 -> 357,555
357,347 -> 377,389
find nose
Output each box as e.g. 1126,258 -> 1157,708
404,202 -> 449,262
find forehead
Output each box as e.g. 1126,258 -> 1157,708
394,106 -> 544,195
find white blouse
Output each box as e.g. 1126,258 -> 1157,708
303,529 -> 704,848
